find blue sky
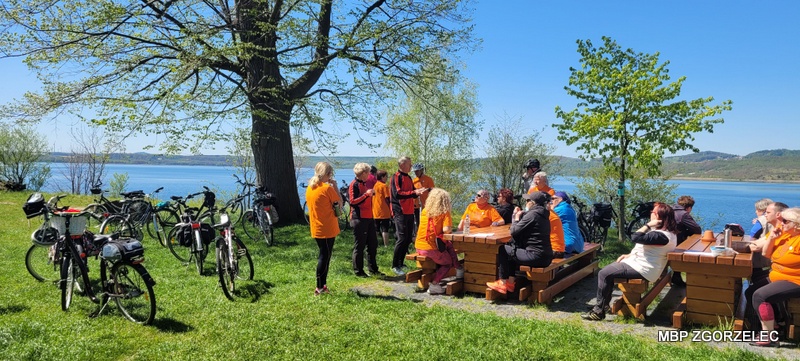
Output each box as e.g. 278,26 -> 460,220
1,0 -> 798,158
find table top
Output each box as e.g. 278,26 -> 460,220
667,234 -> 753,267
442,224 -> 512,245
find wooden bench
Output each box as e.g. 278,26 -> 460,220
404,253 -> 463,295
485,242 -> 600,304
786,299 -> 800,340
611,269 -> 672,320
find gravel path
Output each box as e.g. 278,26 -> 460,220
352,276 -> 799,360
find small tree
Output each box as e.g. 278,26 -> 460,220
554,37 -> 732,240
0,125 -> 50,191
480,114 -> 560,196
227,127 -> 256,185
59,128 -> 118,194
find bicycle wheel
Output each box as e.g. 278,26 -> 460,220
338,201 -> 350,230
216,242 -> 235,300
112,263 -> 156,325
167,227 -> 190,262
234,237 -> 254,281
240,209 -> 263,243
83,203 -> 107,232
578,224 -> 590,245
26,243 -> 60,283
260,210 -> 274,246
302,202 -> 310,225
125,200 -> 151,227
228,200 -> 244,225
625,217 -> 649,242
60,256 -> 78,311
194,243 -> 206,275
153,209 -> 179,245
100,215 -> 139,240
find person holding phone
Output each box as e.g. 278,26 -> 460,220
582,202 -> 678,321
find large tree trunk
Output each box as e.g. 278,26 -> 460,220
251,103 -> 303,225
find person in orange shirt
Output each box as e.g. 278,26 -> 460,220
457,190 -> 504,230
527,172 -> 555,196
412,163 -> 435,228
750,207 -> 800,347
413,188 -> 463,295
372,170 -> 392,247
547,200 -> 566,258
305,162 -> 343,296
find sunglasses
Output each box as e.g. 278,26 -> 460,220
782,219 -> 795,225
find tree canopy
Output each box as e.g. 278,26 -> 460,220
553,36 -> 732,237
0,0 -> 478,222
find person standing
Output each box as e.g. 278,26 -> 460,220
306,162 -> 342,296
520,158 -> 541,196
527,172 -> 555,196
348,163 -> 382,277
372,170 -> 392,247
365,165 -> 378,190
412,163 -> 435,228
390,156 -> 427,276
671,195 -> 702,287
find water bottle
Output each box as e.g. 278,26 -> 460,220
464,214 -> 470,235
723,228 -> 732,249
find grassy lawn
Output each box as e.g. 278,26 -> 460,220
0,191 -> 773,360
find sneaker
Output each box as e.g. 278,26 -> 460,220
314,288 -> 323,296
392,267 -> 406,276
486,280 -> 507,295
427,283 -> 446,295
505,281 -> 515,293
354,271 -> 369,278
581,310 -> 605,321
456,268 -> 464,279
321,285 -> 330,294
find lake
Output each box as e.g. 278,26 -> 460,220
42,163 -> 800,232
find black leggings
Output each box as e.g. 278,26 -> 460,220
392,214 -> 415,268
496,245 -> 551,279
752,280 -> 800,323
594,262 -> 645,314
315,238 -> 336,289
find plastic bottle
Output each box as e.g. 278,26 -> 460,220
464,214 -> 471,235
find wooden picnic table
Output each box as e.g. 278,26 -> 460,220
667,233 -> 753,329
442,225 -> 511,294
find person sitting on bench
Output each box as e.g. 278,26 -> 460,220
486,192 -> 553,295
582,202 -> 677,321
413,188 -> 463,295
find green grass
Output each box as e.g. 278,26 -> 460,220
0,191 -> 773,360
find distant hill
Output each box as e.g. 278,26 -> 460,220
44,149 -> 800,182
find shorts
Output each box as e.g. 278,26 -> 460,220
374,218 -> 391,232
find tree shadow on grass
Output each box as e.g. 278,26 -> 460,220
152,317 -> 194,333
235,280 -> 274,303
0,304 -> 28,315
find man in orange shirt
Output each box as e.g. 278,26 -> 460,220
457,190 -> 505,230
412,163 -> 435,228
372,170 -> 392,247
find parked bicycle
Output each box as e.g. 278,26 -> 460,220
24,193 -> 66,283
225,174 -> 257,225
83,179 -> 146,230
166,189 -> 217,275
624,201 -> 655,242
572,196 -> 615,250
240,186 -> 277,246
102,187 -> 178,247
212,204 -> 254,300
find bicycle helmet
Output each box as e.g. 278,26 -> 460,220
411,163 -> 425,172
524,158 -> 540,169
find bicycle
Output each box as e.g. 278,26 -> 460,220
573,196 -> 615,250
624,201 -> 655,242
83,179 -> 146,230
240,187 -> 276,246
212,204 -> 254,300
47,205 -> 157,324
225,174 -> 257,225
166,189 -> 216,275
108,187 -> 179,247
24,193 -> 67,283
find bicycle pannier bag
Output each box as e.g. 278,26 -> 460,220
101,239 -> 145,264
203,192 -> 216,209
176,224 -> 193,247
592,203 -> 614,227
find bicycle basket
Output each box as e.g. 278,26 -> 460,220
635,202 -> 656,219
23,193 -> 45,218
51,212 -> 88,235
592,203 -> 614,227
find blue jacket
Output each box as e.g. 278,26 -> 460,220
554,202 -> 584,253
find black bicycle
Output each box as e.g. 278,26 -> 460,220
241,187 -> 276,246
166,189 -> 216,275
624,201 -> 655,242
104,187 -> 179,247
573,196 -> 615,250
213,204 -> 254,300
226,174 -> 257,225
83,180 -> 146,231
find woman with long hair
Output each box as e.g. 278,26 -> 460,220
413,188 -> 464,295
582,202 -> 678,321
306,162 -> 343,295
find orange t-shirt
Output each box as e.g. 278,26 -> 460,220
769,232 -> 800,285
306,182 -> 341,239
414,209 -> 453,251
460,203 -> 503,228
413,174 -> 435,209
548,210 -> 566,253
528,184 -> 555,196
371,180 -> 391,219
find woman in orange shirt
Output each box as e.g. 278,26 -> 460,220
527,172 -> 555,196
751,207 -> 800,346
413,188 -> 463,295
457,190 -> 504,230
306,162 -> 343,296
